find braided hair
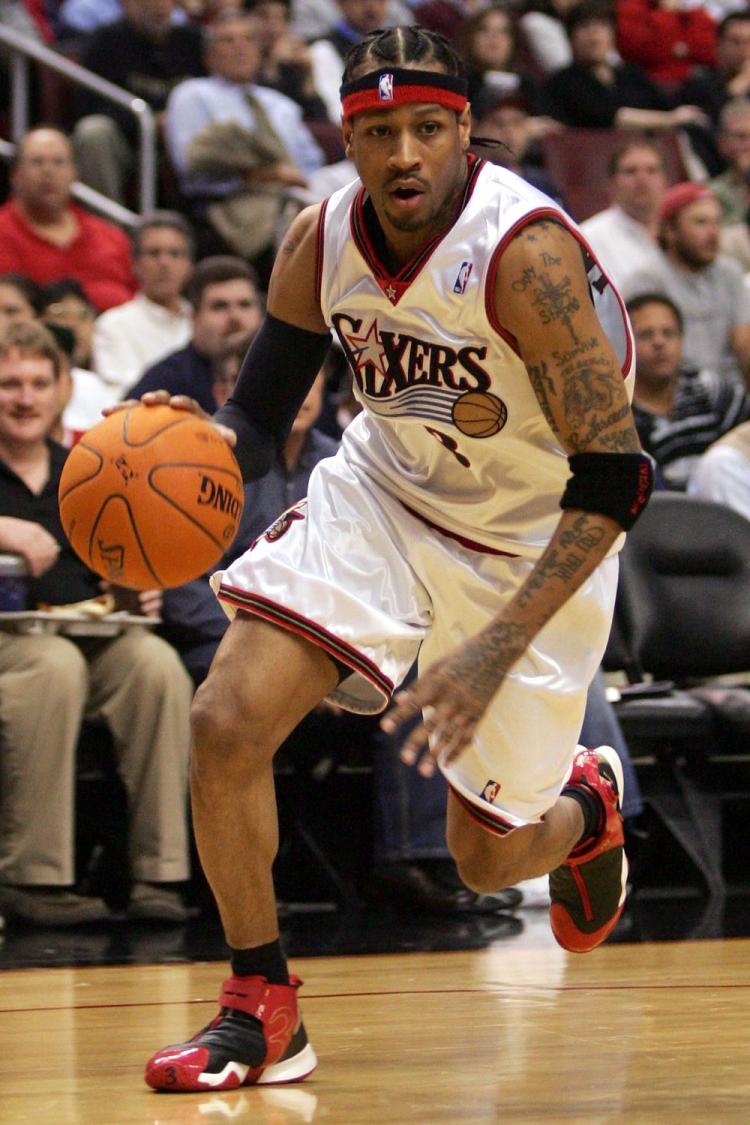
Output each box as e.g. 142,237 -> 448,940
342,26 -> 466,84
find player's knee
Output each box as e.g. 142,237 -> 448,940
190,674 -> 276,773
453,843 -> 521,895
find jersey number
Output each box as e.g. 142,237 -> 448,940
424,426 -> 471,468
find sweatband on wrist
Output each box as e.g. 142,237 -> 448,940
560,452 -> 654,531
340,68 -> 468,120
215,312 -> 331,481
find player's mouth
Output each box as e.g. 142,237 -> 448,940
387,181 -> 427,211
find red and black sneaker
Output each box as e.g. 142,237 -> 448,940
144,974 -> 317,1092
549,746 -> 628,954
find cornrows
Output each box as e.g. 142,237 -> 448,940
341,26 -> 466,84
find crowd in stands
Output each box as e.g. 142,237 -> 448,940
4,0 -> 750,932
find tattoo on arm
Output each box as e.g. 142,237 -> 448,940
513,513 -> 608,615
526,360 -> 558,433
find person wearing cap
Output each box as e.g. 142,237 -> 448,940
580,138 -> 669,293
140,25 -> 652,1093
624,180 -> 750,388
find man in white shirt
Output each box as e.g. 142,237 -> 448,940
165,12 -> 324,269
91,211 -> 194,397
580,138 -> 668,293
688,418 -> 750,518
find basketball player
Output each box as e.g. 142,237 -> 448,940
142,27 -> 653,1093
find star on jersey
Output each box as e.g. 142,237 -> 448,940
343,318 -> 388,379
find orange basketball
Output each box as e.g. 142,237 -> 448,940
59,404 -> 244,590
451,391 -> 508,438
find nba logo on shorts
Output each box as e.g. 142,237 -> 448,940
379,73 -> 394,101
453,261 -> 473,294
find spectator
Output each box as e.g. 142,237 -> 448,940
616,0 -> 717,91
127,255 -> 262,412
39,278 -> 96,371
470,88 -> 563,202
680,11 -> 750,127
624,182 -> 750,387
518,0 -> 577,77
92,211 -> 194,396
71,0 -> 205,206
709,97 -> 750,225
0,321 -> 194,926
409,1 -> 485,50
0,128 -> 137,312
308,0 -> 391,123
688,416 -> 750,517
249,0 -> 330,120
719,207 -> 750,276
460,4 -> 546,111
0,273 -> 42,333
543,3 -> 710,135
39,281 -> 119,440
290,0 -> 412,44
580,138 -> 669,293
165,11 -> 324,273
627,291 -> 750,487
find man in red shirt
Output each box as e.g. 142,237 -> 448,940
0,127 -> 136,312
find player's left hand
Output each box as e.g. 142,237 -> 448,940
102,390 -> 238,448
380,635 -> 512,776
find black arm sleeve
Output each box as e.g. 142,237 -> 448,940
214,312 -> 332,481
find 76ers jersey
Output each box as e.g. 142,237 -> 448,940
317,157 -> 635,557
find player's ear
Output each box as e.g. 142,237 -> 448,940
458,104 -> 471,152
342,119 -> 353,158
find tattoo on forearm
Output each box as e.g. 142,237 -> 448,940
514,515 -> 607,614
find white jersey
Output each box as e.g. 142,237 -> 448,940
317,157 -> 635,557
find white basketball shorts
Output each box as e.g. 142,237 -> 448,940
212,449 -> 618,835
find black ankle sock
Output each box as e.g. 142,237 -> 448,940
230,938 -> 289,984
562,784 -> 602,846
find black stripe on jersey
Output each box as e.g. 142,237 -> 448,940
217,584 -> 394,702
449,783 -> 517,837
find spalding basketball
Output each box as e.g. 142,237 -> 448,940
59,404 -> 244,590
451,391 -> 508,438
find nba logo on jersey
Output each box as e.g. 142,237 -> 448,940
453,260 -> 473,294
378,73 -> 394,101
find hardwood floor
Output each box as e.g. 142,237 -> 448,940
2,938 -> 749,1123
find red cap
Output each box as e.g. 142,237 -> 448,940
659,182 -> 716,224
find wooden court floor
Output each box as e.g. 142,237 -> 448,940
1,937 -> 749,1124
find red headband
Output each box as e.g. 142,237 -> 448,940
340,67 -> 468,119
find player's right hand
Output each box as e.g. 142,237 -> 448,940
102,390 -> 237,449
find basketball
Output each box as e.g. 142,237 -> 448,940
58,404 -> 244,590
451,391 -> 508,438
